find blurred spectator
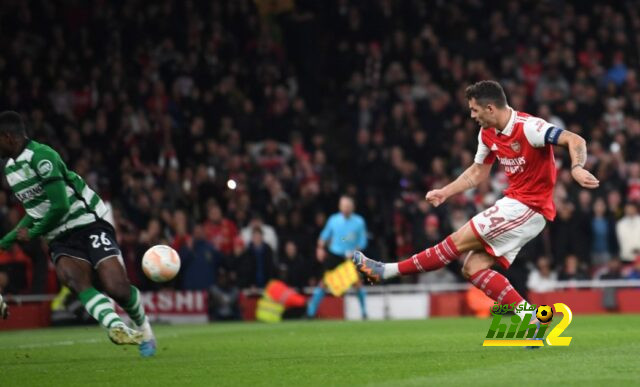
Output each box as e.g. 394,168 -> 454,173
278,240 -> 311,290
558,255 -> 589,282
414,214 -> 442,250
240,214 -> 278,255
240,228 -> 275,289
598,258 -> 624,280
527,256 -> 557,293
599,257 -> 624,310
178,225 -> 221,291
624,257 -> 640,280
590,198 -> 619,266
171,209 -> 192,252
616,203 -> 640,263
209,269 -> 241,321
203,200 -> 239,257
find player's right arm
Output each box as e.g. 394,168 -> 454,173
426,163 -> 492,207
426,131 -> 493,207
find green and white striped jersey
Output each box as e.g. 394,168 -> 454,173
4,140 -> 108,241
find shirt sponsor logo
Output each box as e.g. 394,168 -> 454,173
16,185 -> 44,201
497,156 -> 526,174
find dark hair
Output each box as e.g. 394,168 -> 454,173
465,80 -> 507,108
0,111 -> 26,137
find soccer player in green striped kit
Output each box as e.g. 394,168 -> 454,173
0,111 -> 156,357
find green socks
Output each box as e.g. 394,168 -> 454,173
121,285 -> 147,327
78,285 -> 152,340
78,287 -> 124,328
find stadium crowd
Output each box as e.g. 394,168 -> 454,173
1,0 -> 640,305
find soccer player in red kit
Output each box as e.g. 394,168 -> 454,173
353,80 -> 599,320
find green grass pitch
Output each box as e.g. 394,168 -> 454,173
1,314 -> 639,386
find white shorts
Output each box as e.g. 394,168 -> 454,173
470,197 -> 546,269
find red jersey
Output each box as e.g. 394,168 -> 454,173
474,109 -> 557,220
203,219 -> 239,255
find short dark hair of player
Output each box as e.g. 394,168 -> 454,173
465,80 -> 507,109
0,111 -> 27,137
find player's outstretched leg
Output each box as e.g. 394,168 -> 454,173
353,235 -> 462,283
98,257 -> 155,356
56,256 -> 142,345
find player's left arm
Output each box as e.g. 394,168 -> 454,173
523,118 -> 599,189
556,130 -> 599,189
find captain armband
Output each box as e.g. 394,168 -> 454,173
544,127 -> 564,145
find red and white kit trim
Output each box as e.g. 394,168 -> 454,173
470,197 -> 546,268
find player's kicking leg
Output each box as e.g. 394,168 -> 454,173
55,257 -> 143,345
354,198 -> 546,320
353,222 -> 480,283
97,256 -> 156,357
353,230 -> 538,323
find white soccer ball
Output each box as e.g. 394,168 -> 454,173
142,245 -> 181,282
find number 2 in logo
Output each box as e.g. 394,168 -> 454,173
546,303 -> 573,346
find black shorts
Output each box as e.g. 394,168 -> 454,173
49,220 -> 122,269
323,252 -> 347,272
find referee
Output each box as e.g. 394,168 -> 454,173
307,195 -> 368,319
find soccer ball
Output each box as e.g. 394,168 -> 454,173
142,245 -> 181,282
536,305 -> 553,323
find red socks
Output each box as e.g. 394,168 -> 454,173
469,269 -> 524,305
397,237 -> 523,307
398,236 -> 460,275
